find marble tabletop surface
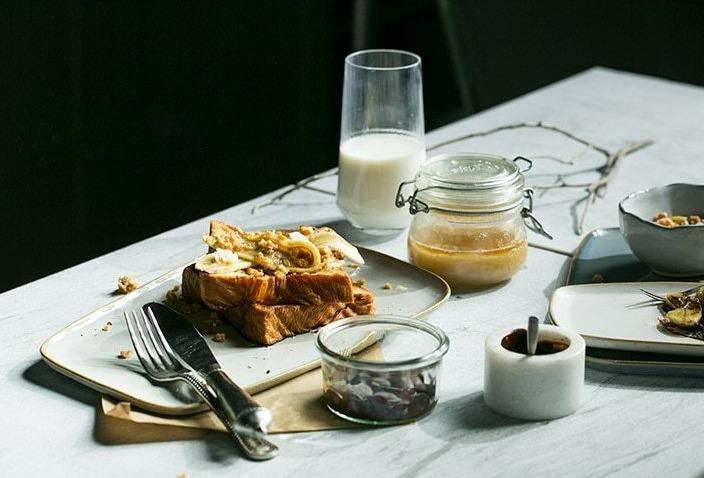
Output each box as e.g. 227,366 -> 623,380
3,67 -> 704,477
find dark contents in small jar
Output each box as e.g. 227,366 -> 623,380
501,328 -> 569,355
322,362 -> 438,424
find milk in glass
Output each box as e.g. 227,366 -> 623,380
337,133 -> 425,230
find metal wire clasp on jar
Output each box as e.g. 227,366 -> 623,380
395,153 -> 551,290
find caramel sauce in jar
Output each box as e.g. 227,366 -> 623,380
408,235 -> 527,289
408,219 -> 527,289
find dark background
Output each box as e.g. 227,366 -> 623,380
3,0 -> 704,292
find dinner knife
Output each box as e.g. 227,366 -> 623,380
143,302 -> 273,436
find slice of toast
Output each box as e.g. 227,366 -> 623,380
182,220 -> 375,346
220,286 -> 375,345
182,265 -> 355,309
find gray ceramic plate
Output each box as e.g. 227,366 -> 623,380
566,228 -> 704,376
40,247 -> 450,415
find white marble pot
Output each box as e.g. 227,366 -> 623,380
483,324 -> 585,421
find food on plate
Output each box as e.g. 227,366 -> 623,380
655,286 -> 704,340
653,211 -> 703,228
117,349 -> 132,359
117,275 -> 139,294
182,221 -> 375,345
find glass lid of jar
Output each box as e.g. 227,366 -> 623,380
412,153 -> 528,213
420,153 -> 524,190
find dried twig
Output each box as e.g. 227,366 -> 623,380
427,121 -> 612,158
575,139 -> 653,233
251,170 -> 337,214
250,122 -> 653,236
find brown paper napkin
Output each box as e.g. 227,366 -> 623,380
95,367 -> 356,444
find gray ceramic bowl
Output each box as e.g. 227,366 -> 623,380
619,183 -> 704,277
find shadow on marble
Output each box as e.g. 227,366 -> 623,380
418,391 -> 542,444
323,219 -> 405,246
22,360 -> 98,407
541,254 -> 572,325
584,368 -> 704,391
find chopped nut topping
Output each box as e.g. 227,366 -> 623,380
117,275 -> 139,294
299,225 -> 315,236
653,212 -> 703,228
382,282 -> 392,290
165,285 -> 181,305
245,267 -> 264,277
118,350 -> 132,360
213,333 -> 227,343
102,321 -> 113,332
656,217 -> 676,228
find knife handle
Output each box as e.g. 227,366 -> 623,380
204,368 -> 273,435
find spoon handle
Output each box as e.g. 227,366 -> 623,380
527,316 -> 539,355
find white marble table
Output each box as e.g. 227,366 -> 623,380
4,67 -> 704,477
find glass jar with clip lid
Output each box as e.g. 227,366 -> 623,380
395,153 -> 550,290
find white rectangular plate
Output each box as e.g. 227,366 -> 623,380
40,248 -> 449,415
550,282 -> 704,357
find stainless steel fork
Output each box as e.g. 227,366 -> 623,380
124,309 -> 279,461
639,285 -> 702,304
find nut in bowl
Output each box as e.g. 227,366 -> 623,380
619,183 -> 704,277
315,315 -> 449,426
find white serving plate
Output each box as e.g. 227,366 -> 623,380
550,282 -> 704,357
40,247 -> 450,415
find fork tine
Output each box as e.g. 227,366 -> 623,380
132,310 -> 165,370
684,285 -> 702,296
124,311 -> 158,375
145,306 -> 181,366
640,289 -> 664,301
141,307 -> 175,368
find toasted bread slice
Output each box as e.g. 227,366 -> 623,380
221,286 -> 375,345
182,264 -> 354,309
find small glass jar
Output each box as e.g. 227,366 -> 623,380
396,153 -> 547,290
316,315 -> 449,425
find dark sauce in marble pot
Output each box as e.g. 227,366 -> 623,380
501,328 -> 569,355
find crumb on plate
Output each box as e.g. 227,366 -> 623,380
213,332 -> 227,343
118,350 -> 132,360
117,275 -> 139,294
382,282 -> 392,290
102,321 -> 113,332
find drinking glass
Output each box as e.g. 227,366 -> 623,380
337,49 -> 425,233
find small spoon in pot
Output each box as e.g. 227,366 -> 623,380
527,316 -> 539,355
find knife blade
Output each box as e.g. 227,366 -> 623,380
143,302 -> 273,436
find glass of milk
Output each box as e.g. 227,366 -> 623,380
337,49 -> 425,233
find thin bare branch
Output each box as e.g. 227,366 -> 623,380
251,169 -> 338,213
427,121 -> 612,158
250,123 -> 654,239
